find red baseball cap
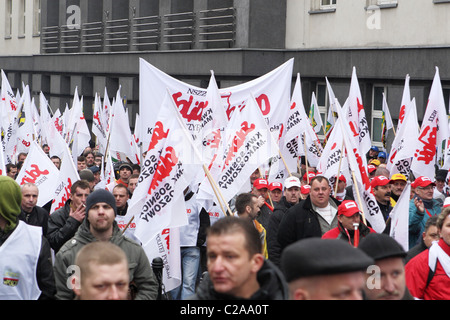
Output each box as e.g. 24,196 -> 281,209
301,185 -> 311,195
269,182 -> 283,191
338,200 -> 361,217
303,171 -> 316,181
368,165 -> 377,174
370,176 -> 390,188
338,175 -> 346,183
253,178 -> 269,190
411,176 -> 436,189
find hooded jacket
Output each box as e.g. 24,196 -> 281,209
47,200 -> 82,252
187,259 -> 289,300
53,219 -> 158,300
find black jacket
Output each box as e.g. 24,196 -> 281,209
188,259 -> 289,300
19,206 -> 49,237
277,195 -> 341,253
47,200 -> 82,252
266,196 -> 297,267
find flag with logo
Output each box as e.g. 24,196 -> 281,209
92,92 -> 108,154
347,67 -> 371,155
325,77 -> 338,139
15,141 -> 60,207
335,99 -> 386,233
411,67 -> 449,180
387,98 -> 419,179
396,74 -> 411,133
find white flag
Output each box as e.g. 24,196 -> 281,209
15,141 -> 60,207
411,67 -> 449,179
389,183 -> 411,251
397,74 -> 411,133
309,92 -> 323,134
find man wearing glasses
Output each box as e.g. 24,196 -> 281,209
409,176 -> 442,250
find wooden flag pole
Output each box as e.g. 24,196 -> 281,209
351,170 -> 367,225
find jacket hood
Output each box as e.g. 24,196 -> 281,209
74,219 -> 123,245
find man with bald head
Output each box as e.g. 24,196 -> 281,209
19,183 -> 49,236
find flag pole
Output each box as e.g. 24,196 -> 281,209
351,170 -> 367,225
334,139 -> 345,196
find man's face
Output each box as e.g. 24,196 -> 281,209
52,158 -> 61,169
284,187 -> 300,204
21,185 -> 39,213
423,225 -> 439,248
75,262 -> 129,300
435,180 -> 445,193
364,257 -> 406,300
337,180 -> 346,193
247,197 -> 261,220
252,187 -> 268,200
94,156 -> 103,167
85,154 -> 95,166
415,185 -> 434,201
439,214 -> 450,246
113,188 -> 129,209
269,189 -> 282,203
88,202 -> 116,233
207,232 -> 262,298
390,180 -> 406,197
119,168 -> 132,181
128,178 -> 138,194
70,187 -> 90,208
373,184 -> 391,205
338,213 -> 360,230
310,179 -> 331,208
7,167 -> 17,178
297,271 -> 366,300
77,161 -> 87,171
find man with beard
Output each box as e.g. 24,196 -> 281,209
389,174 -> 407,202
53,189 -> 158,300
371,176 -> 394,222
235,193 -> 268,259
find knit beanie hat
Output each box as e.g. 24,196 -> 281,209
85,189 -> 117,216
0,176 -> 22,232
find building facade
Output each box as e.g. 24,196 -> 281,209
0,0 -> 449,149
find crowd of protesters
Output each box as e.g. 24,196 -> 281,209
1,142 -> 450,301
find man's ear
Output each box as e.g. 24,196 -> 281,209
292,287 -> 310,300
72,275 -> 81,297
250,253 -> 265,274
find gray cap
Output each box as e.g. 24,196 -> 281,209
358,233 -> 406,261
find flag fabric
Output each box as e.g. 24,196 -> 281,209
397,74 -> 411,133
381,92 -> 394,149
15,141 -> 60,207
411,67 -> 449,180
206,94 -> 279,204
387,98 -> 419,179
325,77 -> 338,138
50,142 -> 80,214
126,92 -> 200,248
389,182 -> 411,251
335,99 -> 386,233
309,92 -> 323,134
92,92 -> 108,154
347,67 -> 371,155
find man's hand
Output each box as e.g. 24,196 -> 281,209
414,197 -> 425,214
70,203 -> 86,222
257,196 -> 265,208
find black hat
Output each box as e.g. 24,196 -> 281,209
119,163 -> 133,172
85,189 -> 117,216
435,169 -> 448,182
281,238 -> 374,282
358,233 -> 406,261
88,165 -> 100,174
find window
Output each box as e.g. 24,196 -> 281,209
321,0 -> 337,9
5,0 -> 12,38
315,83 -> 329,141
371,85 -> 388,147
19,0 -> 26,37
366,0 -> 398,9
33,0 -> 41,36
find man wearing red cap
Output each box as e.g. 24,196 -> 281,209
269,182 -> 283,204
371,176 -> 395,223
322,200 -> 376,246
251,178 -> 273,229
409,176 -> 442,249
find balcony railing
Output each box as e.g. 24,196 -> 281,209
41,8 -> 235,54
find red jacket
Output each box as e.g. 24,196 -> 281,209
322,222 -> 376,246
405,239 -> 450,300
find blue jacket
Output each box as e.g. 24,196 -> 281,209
408,198 -> 441,249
